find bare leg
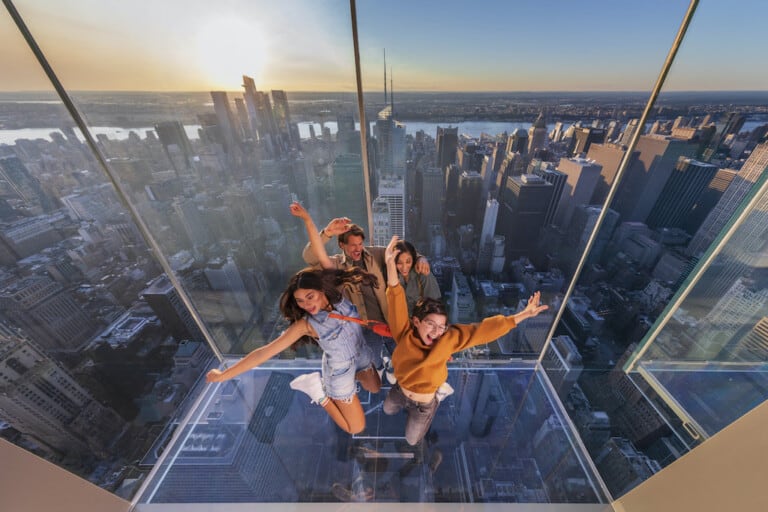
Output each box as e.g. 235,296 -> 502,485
355,364 -> 382,393
322,395 -> 366,434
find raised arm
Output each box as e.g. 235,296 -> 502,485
291,202 -> 334,269
512,291 -> 548,323
301,215 -> 352,266
384,236 -> 412,341
206,320 -> 314,382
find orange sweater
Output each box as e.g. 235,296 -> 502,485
386,284 -> 517,395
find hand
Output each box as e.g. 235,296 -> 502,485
324,217 -> 353,237
414,256 -> 431,275
206,369 -> 226,383
521,291 -> 548,319
289,201 -> 310,221
385,235 -> 401,265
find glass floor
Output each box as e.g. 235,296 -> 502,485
135,360 -> 606,505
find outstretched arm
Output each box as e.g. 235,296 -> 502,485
511,291 -> 548,324
291,202 -> 334,269
206,320 -> 313,383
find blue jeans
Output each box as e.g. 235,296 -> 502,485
383,384 -> 439,446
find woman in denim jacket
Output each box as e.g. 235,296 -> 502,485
205,203 -> 382,434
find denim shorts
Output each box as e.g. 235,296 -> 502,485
321,343 -> 374,401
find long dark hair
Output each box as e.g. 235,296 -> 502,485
280,267 -> 378,323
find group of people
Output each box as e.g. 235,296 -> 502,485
206,202 -> 548,446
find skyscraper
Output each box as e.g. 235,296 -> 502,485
435,126 -> 458,170
554,157 -> 603,229
329,154 -> 368,232
456,171 -> 484,229
497,174 -> 555,260
0,322 -> 123,457
418,167 -> 444,236
377,176 -> 405,239
210,91 -> 243,156
141,275 -> 203,342
611,135 -> 698,223
688,142 -> 768,257
646,157 -> 719,231
528,112 -> 548,154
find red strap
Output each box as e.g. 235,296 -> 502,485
328,312 -> 392,337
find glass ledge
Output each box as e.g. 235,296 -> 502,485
135,360 -> 606,506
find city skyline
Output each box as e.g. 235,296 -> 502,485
2,0 -> 768,92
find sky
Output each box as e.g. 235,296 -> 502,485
1,0 -> 767,93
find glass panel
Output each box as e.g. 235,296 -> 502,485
550,0 -> 768,498
138,362 -> 604,504
0,3 -> 213,500
10,0 -> 361,357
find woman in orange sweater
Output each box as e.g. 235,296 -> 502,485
383,236 -> 549,445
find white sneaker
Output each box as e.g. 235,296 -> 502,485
382,356 -> 397,385
290,372 -> 326,404
435,382 -> 454,402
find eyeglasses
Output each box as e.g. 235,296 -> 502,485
421,319 -> 448,334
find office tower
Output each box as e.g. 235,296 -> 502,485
532,414 -> 572,482
204,255 -> 254,324
646,158 -> 719,231
542,335 -> 583,400
242,75 -> 279,154
233,98 -> 252,140
154,121 -> 194,171
684,168 -> 736,241
701,112 -> 746,160
172,197 -> 212,250
435,126 -> 458,170
371,198 -> 391,246
688,142 -> 768,256
210,91 -> 243,156
476,199 -> 499,275
270,90 -> 299,152
618,118 -> 641,146
141,275 -> 203,342
585,142 -> 639,205
605,120 -> 622,142
241,75 -> 262,138
687,279 -> 768,360
329,154 -> 367,231
554,157 -> 603,229
728,316 -> 768,361
450,271 -> 476,324
495,152 -> 526,197
444,163 -> 461,209
611,135 -> 698,223
0,216 -> 63,263
564,205 -> 620,274
0,322 -> 123,457
535,168 -> 567,226
497,174 -> 554,260
375,106 -> 406,178
456,171 -> 484,229
505,128 -> 529,156
570,127 -> 606,156
0,276 -> 97,351
335,113 -> 359,153
418,167 -> 444,236
377,176 -> 405,239
0,152 -> 55,212
528,112 -> 548,154
594,438 -> 661,496
479,153 -> 496,198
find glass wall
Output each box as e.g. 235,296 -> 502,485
549,0 -> 768,498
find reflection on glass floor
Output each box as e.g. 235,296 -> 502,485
138,362 -> 605,504
636,361 -> 768,437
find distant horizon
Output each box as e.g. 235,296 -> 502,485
2,89 -> 768,96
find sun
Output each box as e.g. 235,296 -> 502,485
195,16 -> 268,90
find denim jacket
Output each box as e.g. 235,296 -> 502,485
307,298 -> 366,363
